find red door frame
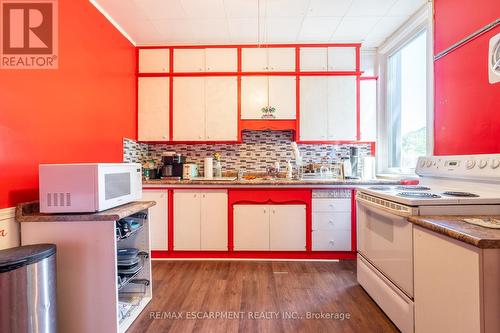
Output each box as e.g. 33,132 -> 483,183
136,43 -> 374,149
144,186 -> 357,260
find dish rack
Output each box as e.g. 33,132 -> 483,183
115,211 -> 152,333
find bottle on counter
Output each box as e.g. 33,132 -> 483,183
286,160 -> 293,180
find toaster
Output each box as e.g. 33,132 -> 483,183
182,163 -> 198,179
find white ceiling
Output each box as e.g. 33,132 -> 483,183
91,0 -> 427,48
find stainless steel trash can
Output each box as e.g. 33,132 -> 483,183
0,244 -> 57,333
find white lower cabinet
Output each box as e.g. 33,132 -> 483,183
173,190 -> 227,250
233,204 -> 306,251
142,190 -> 168,251
269,205 -> 306,250
312,192 -> 352,251
233,205 -> 270,250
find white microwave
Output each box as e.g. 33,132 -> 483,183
39,163 -> 142,213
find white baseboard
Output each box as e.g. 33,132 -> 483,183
0,206 -> 20,249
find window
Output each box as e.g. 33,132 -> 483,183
386,30 -> 428,172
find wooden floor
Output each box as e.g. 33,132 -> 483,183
128,260 -> 399,333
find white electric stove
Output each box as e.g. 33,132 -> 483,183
356,154 -> 500,333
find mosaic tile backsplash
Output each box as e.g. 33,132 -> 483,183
123,131 -> 372,174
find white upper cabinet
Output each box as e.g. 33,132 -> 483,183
268,76 -> 296,119
205,77 -> 238,141
242,48 -> 295,72
173,77 -> 205,141
327,76 -> 357,140
299,76 -> 357,141
138,77 -> 169,141
173,49 -> 205,72
241,76 -> 268,119
173,77 -> 238,141
299,76 -> 328,141
138,48 -> 169,73
205,48 -> 237,72
174,48 -> 237,72
327,47 -> 357,71
242,48 -> 268,71
241,76 -> 296,120
267,48 -> 295,71
300,47 -> 327,71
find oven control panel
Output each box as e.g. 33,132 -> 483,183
416,154 -> 500,179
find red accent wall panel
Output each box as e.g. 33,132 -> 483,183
433,0 -> 500,155
0,0 -> 136,208
434,0 -> 500,54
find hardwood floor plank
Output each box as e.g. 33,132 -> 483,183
126,260 -> 399,333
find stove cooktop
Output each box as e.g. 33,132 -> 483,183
397,192 -> 442,198
442,191 -> 480,197
395,185 -> 431,191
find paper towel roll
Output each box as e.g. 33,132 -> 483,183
204,157 -> 213,179
362,156 -> 376,180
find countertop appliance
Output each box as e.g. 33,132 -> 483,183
161,154 -> 185,178
39,163 -> 142,213
182,163 -> 198,180
356,154 -> 500,333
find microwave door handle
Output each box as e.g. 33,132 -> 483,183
356,195 -> 415,218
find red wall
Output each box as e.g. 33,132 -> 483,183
0,1 -> 136,208
434,0 -> 500,155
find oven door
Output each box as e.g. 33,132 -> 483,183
356,193 -> 417,298
97,164 -> 142,211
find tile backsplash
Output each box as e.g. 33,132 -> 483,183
123,131 -> 372,174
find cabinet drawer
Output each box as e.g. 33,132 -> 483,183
312,229 -> 351,251
312,198 -> 351,212
312,212 -> 351,230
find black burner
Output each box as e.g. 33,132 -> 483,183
395,185 -> 431,191
442,191 -> 480,197
368,186 -> 392,191
397,192 -> 441,198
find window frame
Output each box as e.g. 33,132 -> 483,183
377,3 -> 434,175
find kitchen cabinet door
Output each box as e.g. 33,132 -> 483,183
327,76 -> 357,140
299,76 -> 328,141
267,48 -> 295,71
173,48 -> 205,72
173,77 -> 206,141
200,191 -> 228,250
269,205 -> 306,251
233,205 -> 269,250
242,48 -> 268,71
268,76 -> 296,119
205,48 -> 237,72
241,76 -> 268,119
327,47 -> 357,71
173,190 -> 201,250
138,48 -> 169,73
138,77 -> 170,141
300,47 -> 327,71
205,77 -> 238,141
142,190 -> 168,250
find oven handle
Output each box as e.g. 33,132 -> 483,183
356,195 -> 417,218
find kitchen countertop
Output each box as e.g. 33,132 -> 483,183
143,178 -> 401,187
408,216 -> 500,249
16,201 -> 156,222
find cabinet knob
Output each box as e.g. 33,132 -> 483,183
263,209 -> 266,213
202,194 -> 206,198
198,135 -> 202,139
207,135 -> 210,139
272,209 -> 275,214
329,204 -> 334,208
194,194 -> 197,198
162,135 -> 167,139
328,220 -> 334,224
329,240 -> 335,245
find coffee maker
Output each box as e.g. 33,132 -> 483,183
161,154 -> 186,179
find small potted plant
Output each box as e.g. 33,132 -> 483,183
261,106 -> 276,119
213,152 -> 222,178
